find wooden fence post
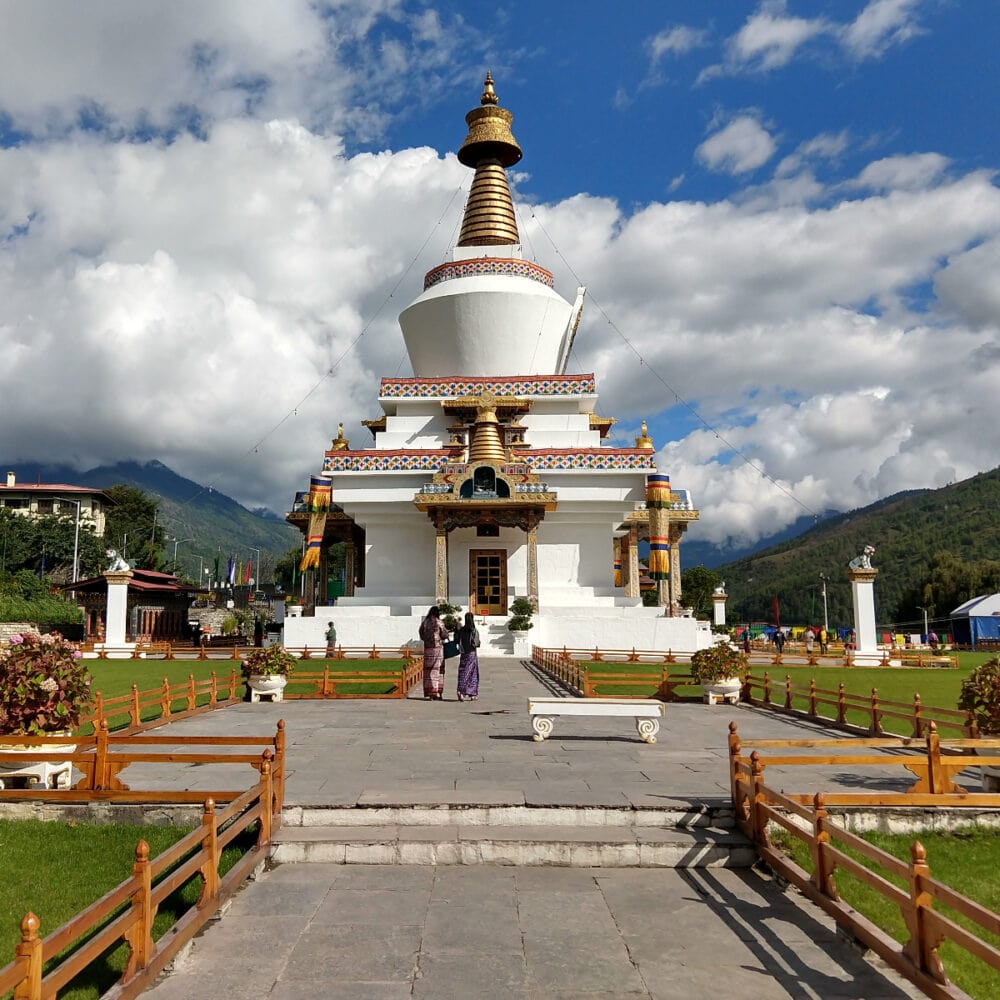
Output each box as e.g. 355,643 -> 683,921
12,912 -> 42,1000
727,722 -> 741,810
912,693 -> 923,738
750,751 -> 770,848
869,688 -> 883,735
901,841 -> 948,984
122,840 -> 153,980
130,685 -> 141,728
259,751 -> 273,844
810,793 -> 838,899
93,720 -> 110,790
187,674 -> 196,712
762,671 -> 772,706
836,683 -> 847,725
198,800 -> 220,906
809,678 -> 818,717
209,671 -> 218,707
784,675 -> 793,711
160,678 -> 171,719
301,645 -> 312,659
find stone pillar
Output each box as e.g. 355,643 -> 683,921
848,568 -> 881,666
104,571 -> 133,647
435,525 -> 449,604
657,579 -> 670,610
712,588 -> 727,627
625,525 -> 640,599
526,521 -> 539,610
345,541 -> 356,597
668,523 -> 685,614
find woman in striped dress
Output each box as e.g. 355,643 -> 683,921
455,612 -> 480,701
419,606 -> 448,700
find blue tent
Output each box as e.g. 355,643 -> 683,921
950,593 -> 1000,648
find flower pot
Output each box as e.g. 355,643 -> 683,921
510,631 -> 531,658
246,674 -> 288,703
702,677 -> 741,706
0,731 -> 75,789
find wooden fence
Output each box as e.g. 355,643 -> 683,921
728,723 -> 1000,997
531,646 -> 698,700
743,671 -> 977,739
126,641 -> 421,662
0,725 -> 285,998
283,659 -> 422,699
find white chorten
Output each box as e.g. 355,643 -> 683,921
285,75 -> 708,655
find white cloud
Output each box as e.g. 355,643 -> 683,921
728,1 -> 830,70
854,152 -> 949,191
648,25 -> 710,61
696,116 -> 776,174
842,0 -> 925,60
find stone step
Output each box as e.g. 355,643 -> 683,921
269,823 -> 754,868
282,801 -> 735,831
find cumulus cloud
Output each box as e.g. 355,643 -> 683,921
696,115 -> 776,174
727,1 -> 830,70
842,0 -> 925,60
648,25 -> 710,61
0,1 -> 998,556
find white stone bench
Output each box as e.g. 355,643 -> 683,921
527,697 -> 664,744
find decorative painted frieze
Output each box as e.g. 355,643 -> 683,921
423,257 -> 555,290
379,374 -> 597,399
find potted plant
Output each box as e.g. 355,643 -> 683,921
438,602 -> 463,633
507,597 -> 534,656
689,641 -> 748,706
958,656 -> 1000,791
241,644 -> 297,703
0,630 -> 91,788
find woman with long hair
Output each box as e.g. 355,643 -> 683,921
455,611 -> 481,701
418,605 -> 448,700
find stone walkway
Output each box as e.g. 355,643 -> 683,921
130,658 -> 933,998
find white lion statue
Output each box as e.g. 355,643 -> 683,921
848,545 -> 876,570
105,548 -> 131,572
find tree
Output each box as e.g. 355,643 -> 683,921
681,565 -> 722,620
103,485 -> 167,570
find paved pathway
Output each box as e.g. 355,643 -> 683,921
127,658 -> 935,998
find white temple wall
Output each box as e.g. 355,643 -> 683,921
358,510 -> 435,599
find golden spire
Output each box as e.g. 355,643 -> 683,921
468,392 -> 508,463
635,420 -> 654,450
457,73 -> 521,247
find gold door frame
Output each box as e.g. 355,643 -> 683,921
470,549 -> 507,615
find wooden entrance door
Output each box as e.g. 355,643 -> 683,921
470,549 -> 506,615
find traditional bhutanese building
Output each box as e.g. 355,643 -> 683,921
285,75 -> 708,655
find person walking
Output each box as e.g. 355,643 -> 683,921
419,606 -> 448,700
804,627 -> 815,655
773,628 -> 785,654
455,611 -> 481,701
819,627 -> 828,654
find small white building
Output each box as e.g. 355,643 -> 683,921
286,75 -> 709,656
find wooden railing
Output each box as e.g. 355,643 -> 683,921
284,659 -> 422,699
0,776 -> 276,999
81,669 -> 242,735
743,671 -> 976,739
0,721 -> 286,811
126,642 -> 422,662
728,721 -> 1000,809
728,724 -> 1000,997
531,646 -> 699,700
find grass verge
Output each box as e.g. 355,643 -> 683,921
0,817 -> 255,999
772,824 -> 1000,1000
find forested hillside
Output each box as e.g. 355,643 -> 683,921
713,466 -> 1000,632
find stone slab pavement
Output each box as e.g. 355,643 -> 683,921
114,657 -> 974,806
141,863 -> 923,999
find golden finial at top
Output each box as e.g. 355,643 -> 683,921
635,420 -> 655,450
481,71 -> 498,106
331,422 -> 350,451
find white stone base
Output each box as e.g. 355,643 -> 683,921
848,651 -> 886,667
92,643 -> 137,659
284,607 -> 715,657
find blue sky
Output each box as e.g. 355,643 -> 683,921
0,1 -> 998,550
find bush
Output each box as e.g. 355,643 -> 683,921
438,602 -> 463,632
689,642 -> 748,685
958,656 -> 1000,734
0,631 -> 92,735
240,644 -> 297,680
507,597 -> 534,633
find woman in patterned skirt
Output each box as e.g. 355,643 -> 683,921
455,611 -> 480,701
419,606 -> 448,700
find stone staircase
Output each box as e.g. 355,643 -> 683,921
271,800 -> 754,868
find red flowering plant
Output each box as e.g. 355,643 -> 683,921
240,644 -> 297,680
0,631 -> 93,736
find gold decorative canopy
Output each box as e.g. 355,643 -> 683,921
457,72 -> 521,247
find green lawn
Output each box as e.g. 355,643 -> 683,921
773,824 -> 1000,1000
0,818 -> 255,999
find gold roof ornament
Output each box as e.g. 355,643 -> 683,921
457,72 -> 521,247
467,392 -> 508,464
635,420 -> 654,450
331,422 -> 350,451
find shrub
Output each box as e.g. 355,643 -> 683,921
0,631 -> 92,735
689,641 -> 748,685
438,602 -> 463,633
958,656 -> 1000,734
241,644 -> 297,680
507,597 -> 535,632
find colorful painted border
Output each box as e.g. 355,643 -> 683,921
322,447 -> 654,473
379,374 -> 597,398
423,257 -> 555,291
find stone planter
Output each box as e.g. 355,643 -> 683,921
510,631 -> 531,658
246,674 -> 288,703
702,676 -> 741,706
0,732 -> 75,789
